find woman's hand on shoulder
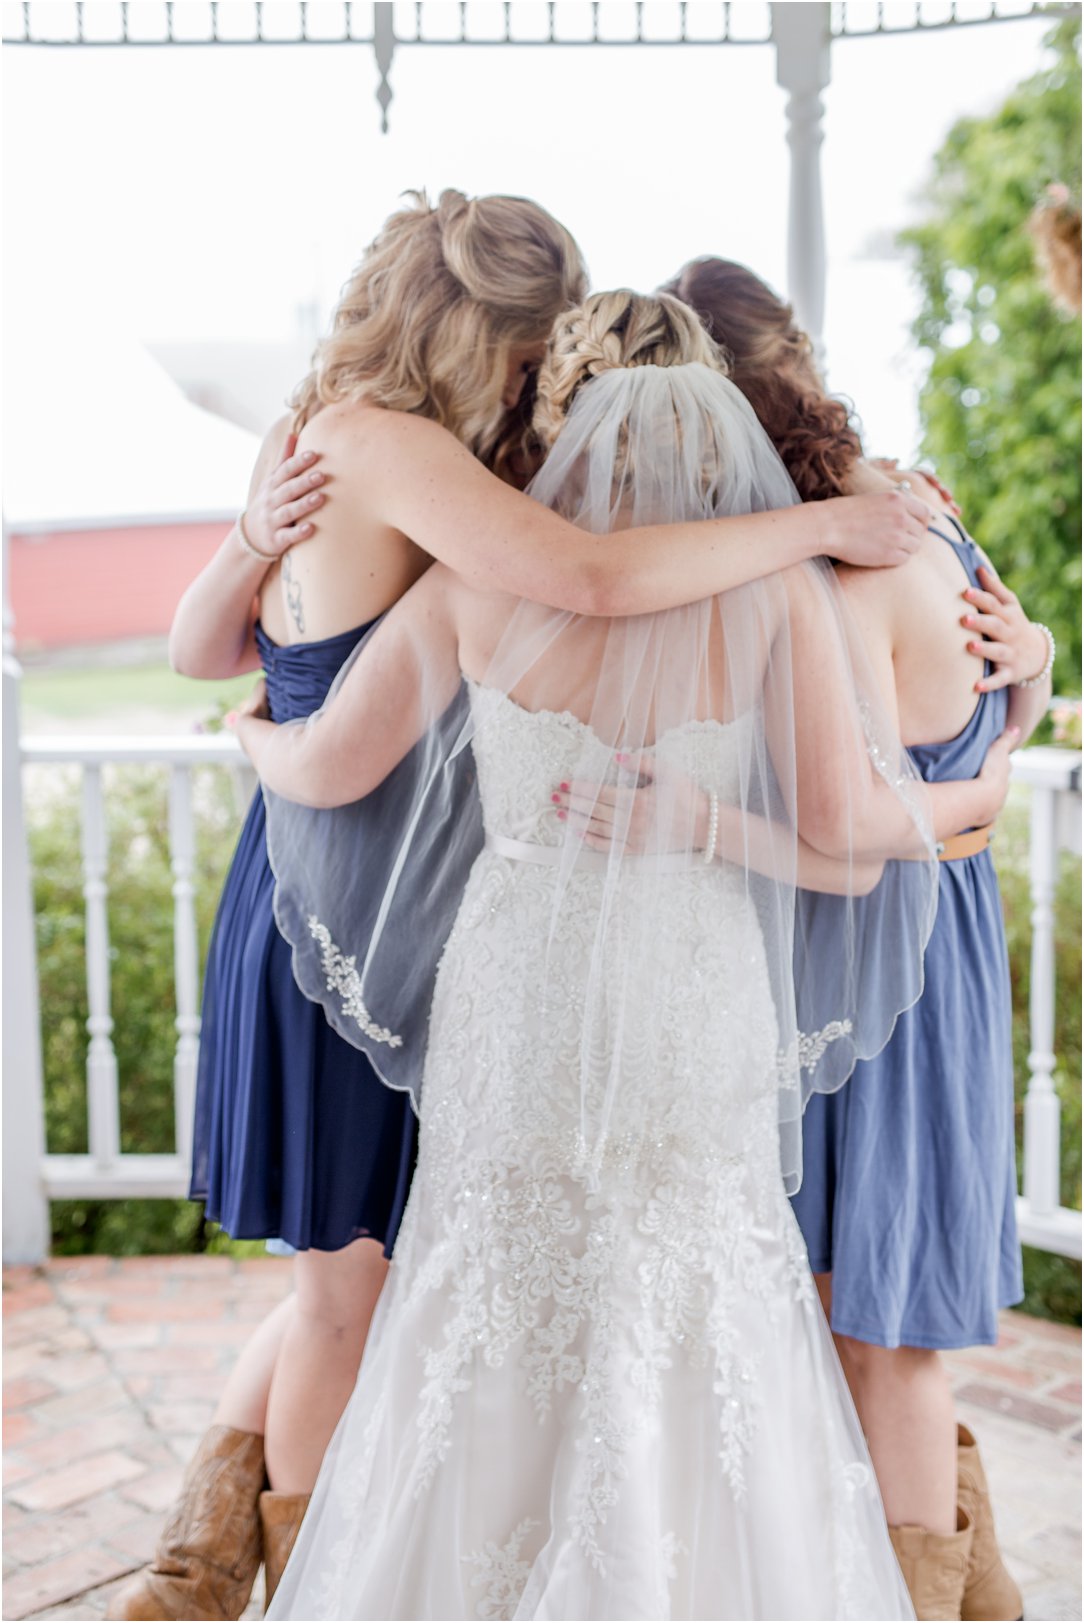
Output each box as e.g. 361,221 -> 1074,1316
243,430 -> 328,557
963,564 -> 1052,692
820,488 -> 932,570
870,458 -> 960,516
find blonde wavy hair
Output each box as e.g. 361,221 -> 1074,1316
533,289 -> 726,448
291,189 -> 587,466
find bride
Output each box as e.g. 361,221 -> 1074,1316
235,291 -> 947,1620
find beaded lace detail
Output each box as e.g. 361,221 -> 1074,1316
307,916 -> 403,1047
282,687 -> 902,1622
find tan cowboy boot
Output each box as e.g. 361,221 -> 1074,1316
110,1425 -> 266,1621
890,1507 -> 974,1621
957,1423 -> 1025,1621
258,1491 -> 310,1611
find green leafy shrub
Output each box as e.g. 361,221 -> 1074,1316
28,762 -> 246,1256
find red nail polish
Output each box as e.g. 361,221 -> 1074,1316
559,782 -> 570,792
557,810 -> 567,821
551,794 -> 562,804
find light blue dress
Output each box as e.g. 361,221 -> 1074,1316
791,518 -> 1024,1349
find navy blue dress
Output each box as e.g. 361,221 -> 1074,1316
189,622 -> 418,1257
790,519 -> 1024,1349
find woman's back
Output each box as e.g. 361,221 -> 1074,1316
258,405 -> 432,648
836,495 -> 989,757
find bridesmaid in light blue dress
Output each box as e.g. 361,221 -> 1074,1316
668,255 -> 1052,1622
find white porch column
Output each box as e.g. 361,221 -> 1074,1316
374,1 -> 396,132
772,2 -> 832,351
2,518 -> 50,1264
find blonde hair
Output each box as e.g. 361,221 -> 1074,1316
1029,185 -> 1082,315
534,289 -> 726,448
291,189 -> 588,463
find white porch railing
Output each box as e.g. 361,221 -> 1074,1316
2,732 -> 1081,1266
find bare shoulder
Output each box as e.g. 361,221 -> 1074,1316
299,400 -> 462,468
246,412 -> 294,499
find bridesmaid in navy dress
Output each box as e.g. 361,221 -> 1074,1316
666,256 -> 1052,1623
189,618 -> 417,1257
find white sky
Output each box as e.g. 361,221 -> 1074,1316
3,7 -> 1053,521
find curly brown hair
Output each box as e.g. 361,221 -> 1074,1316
661,258 -> 863,501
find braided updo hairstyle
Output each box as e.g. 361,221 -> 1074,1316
533,288 -> 727,448
662,258 -> 863,501
291,189 -> 587,468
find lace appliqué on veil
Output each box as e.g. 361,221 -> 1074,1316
777,1018 -> 854,1079
307,916 -> 403,1047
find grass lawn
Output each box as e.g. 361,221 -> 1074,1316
21,661 -> 256,734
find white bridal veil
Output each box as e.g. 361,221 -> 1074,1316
265,363 -> 938,1192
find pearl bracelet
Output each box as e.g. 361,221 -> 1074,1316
1017,623 -> 1056,688
702,792 -> 720,865
235,511 -> 278,564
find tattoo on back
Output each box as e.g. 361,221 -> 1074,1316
281,553 -> 305,636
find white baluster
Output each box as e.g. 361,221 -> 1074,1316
2,515 -> 50,1263
773,2 -> 831,354
1024,781 -> 1061,1218
82,765 -> 120,1170
169,765 -> 200,1168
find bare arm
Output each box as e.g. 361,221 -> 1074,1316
302,406 -> 930,620
169,419 -> 328,678
777,567 -> 1007,860
235,566 -> 461,807
834,561 -> 1021,847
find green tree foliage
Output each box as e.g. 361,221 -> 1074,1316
902,17 -> 1081,691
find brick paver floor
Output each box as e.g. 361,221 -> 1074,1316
3,1256 -> 1081,1620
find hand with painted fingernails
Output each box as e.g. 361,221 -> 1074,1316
549,752 -> 711,856
870,458 -> 961,516
244,432 -> 328,559
962,565 -> 1051,693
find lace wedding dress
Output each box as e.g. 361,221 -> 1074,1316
269,680 -> 912,1623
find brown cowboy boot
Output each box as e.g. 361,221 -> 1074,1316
890,1507 -> 974,1621
258,1491 -> 310,1611
110,1425 -> 266,1620
957,1423 -> 1025,1621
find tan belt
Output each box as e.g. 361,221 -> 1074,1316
937,823 -> 995,862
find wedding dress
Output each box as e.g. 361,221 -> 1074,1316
269,678 -> 914,1621
263,361 -> 933,1621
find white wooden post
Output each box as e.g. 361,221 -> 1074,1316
1,518 -> 50,1263
772,2 -> 831,352
1024,780 -> 1062,1217
81,765 -> 121,1170
374,0 -> 396,131
169,766 -> 200,1168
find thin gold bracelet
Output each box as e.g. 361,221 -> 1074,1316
235,511 -> 278,564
